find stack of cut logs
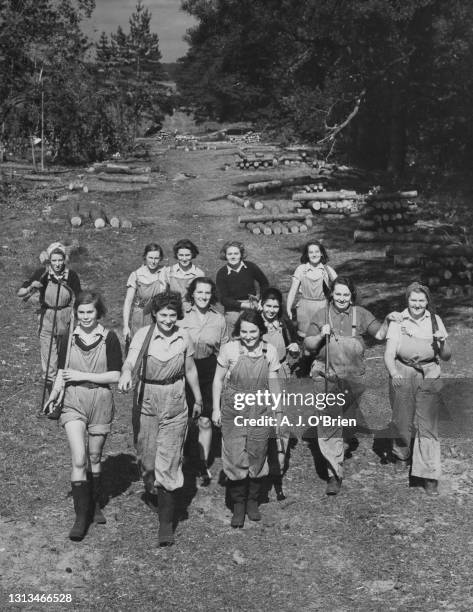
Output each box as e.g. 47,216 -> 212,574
67,201 -> 132,229
236,154 -> 276,169
238,213 -> 313,235
354,191 -> 419,240
293,189 -> 362,217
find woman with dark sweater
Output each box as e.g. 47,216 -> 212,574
215,241 -> 269,336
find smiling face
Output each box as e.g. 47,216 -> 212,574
192,282 -> 212,310
239,321 -> 262,349
307,244 -> 322,266
77,302 -> 98,332
262,298 -> 280,322
407,290 -> 428,319
155,306 -> 178,335
177,248 -> 193,269
50,253 -> 65,275
332,283 -> 352,311
225,246 -> 242,267
144,250 -> 161,272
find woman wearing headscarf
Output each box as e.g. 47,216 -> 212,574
384,282 -> 451,495
18,242 -> 81,402
215,241 -> 269,337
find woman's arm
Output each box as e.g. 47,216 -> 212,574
304,324 -> 330,353
286,277 -> 301,320
62,370 -> 120,385
185,354 -> 203,417
326,265 -> 337,282
122,286 -> 136,338
384,338 -> 403,386
212,364 -> 227,426
436,337 -> 452,361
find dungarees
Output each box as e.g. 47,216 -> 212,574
221,344 -> 272,480
131,277 -> 163,336
313,307 -> 366,478
167,271 -> 193,312
136,352 -> 188,491
296,266 -> 329,337
391,320 -> 442,479
39,274 -> 73,382
59,332 -> 114,435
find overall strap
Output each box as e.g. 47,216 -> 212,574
351,306 -> 357,337
430,311 -> 440,358
136,325 -> 156,404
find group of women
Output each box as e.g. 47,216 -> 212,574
19,238 -> 451,546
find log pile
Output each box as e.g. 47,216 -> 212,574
293,189 -> 363,216
236,154 -> 276,170
66,203 -> 133,229
238,213 -> 313,236
227,194 -> 301,213
354,191 -> 419,237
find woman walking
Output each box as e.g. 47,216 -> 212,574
161,239 -> 204,311
45,292 -> 122,541
384,282 -> 451,494
212,310 -> 280,527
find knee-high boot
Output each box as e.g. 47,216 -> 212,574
156,487 -> 175,546
69,481 -> 90,541
247,478 -> 262,521
227,479 -> 247,528
88,472 -> 106,524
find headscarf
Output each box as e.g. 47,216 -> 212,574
405,281 -> 435,314
46,242 -> 66,259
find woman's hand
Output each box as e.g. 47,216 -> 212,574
212,408 -> 221,427
123,326 -> 131,340
118,369 -> 133,393
43,387 -> 64,415
62,369 -> 85,383
192,401 -> 202,419
386,311 -> 403,323
321,323 -> 331,336
391,372 -> 404,387
433,330 -> 447,342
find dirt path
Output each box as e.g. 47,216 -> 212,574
1,146 -> 473,611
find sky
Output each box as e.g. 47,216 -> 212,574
83,0 -> 196,62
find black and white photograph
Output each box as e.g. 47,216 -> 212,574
1,1 -> 473,610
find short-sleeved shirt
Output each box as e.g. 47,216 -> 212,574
307,305 -> 380,340
161,263 -> 204,285
293,263 -> 336,284
126,265 -> 166,290
217,340 -> 280,373
58,324 -> 122,371
125,324 -> 194,370
179,306 -> 229,360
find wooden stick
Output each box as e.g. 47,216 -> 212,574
238,213 -> 311,224
292,190 -> 359,201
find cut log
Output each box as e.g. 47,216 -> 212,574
68,201 -> 82,227
227,194 -> 251,208
367,190 -> 418,201
393,255 -> 423,267
97,175 -> 150,184
247,175 -> 319,194
121,218 -> 133,229
253,200 -> 264,211
262,223 -> 272,235
292,190 -> 358,201
109,215 -> 120,228
238,213 -> 311,224
311,205 -> 347,214
271,222 -> 283,235
89,205 -> 107,229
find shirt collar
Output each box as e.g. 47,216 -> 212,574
304,262 -> 324,272
173,262 -> 197,276
190,304 -> 218,314
73,323 -> 106,337
401,308 -> 430,323
153,324 -> 184,341
227,261 -> 247,275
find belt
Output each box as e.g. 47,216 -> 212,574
43,304 -> 70,311
69,382 -> 110,389
141,373 -> 184,386
397,357 -> 437,372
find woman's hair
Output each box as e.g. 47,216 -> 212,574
143,243 -> 164,259
261,287 -> 283,318
405,281 -> 435,313
219,240 -> 246,261
150,290 -> 184,320
74,291 -> 107,318
233,309 -> 267,337
173,239 -> 199,259
330,276 -> 357,304
186,277 -> 218,306
49,248 -> 66,260
300,240 -> 329,264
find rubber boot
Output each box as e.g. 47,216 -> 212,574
247,478 -> 262,521
143,471 -> 158,513
69,481 -> 90,541
228,479 -> 247,528
156,487 -> 175,546
88,473 -> 106,524
271,474 -> 286,501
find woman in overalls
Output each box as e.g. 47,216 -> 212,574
286,240 -> 337,340
123,243 -> 166,341
260,287 -> 299,500
45,292 -> 122,541
212,310 -> 280,527
18,242 -> 81,397
180,277 -> 229,486
119,291 -> 203,546
161,239 -> 204,312
304,277 -> 395,495
384,282 -> 451,495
